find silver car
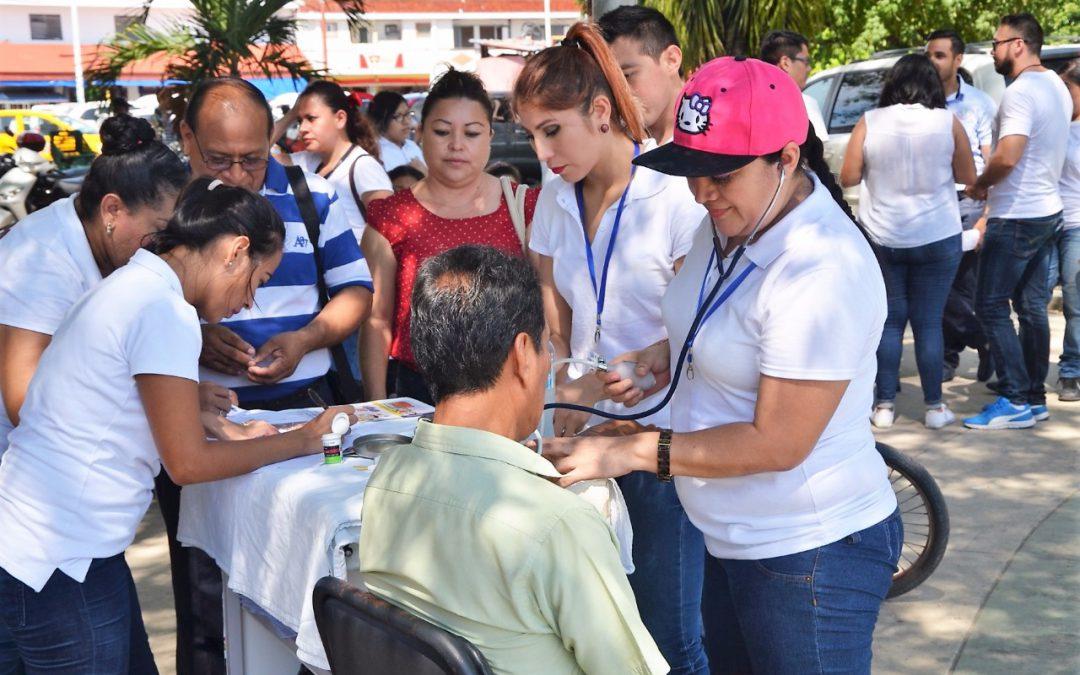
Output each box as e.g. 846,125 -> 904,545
804,43 -> 1080,211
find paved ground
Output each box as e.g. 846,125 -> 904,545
131,312 -> 1079,674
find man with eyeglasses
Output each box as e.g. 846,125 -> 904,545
179,78 -> 372,410
962,13 -> 1072,430
760,30 -> 828,141
163,77 -> 372,675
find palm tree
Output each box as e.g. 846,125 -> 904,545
86,0 -> 366,99
641,0 -> 826,70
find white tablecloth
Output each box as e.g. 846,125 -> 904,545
178,407 -> 422,671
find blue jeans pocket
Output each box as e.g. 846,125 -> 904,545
753,548 -> 818,583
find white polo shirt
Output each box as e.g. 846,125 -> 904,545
0,249 -> 201,591
988,69 -> 1072,220
291,147 -> 392,245
529,142 -> 705,427
0,196 -> 102,457
378,137 -> 424,172
662,175 -> 897,560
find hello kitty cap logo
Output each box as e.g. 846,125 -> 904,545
677,93 -> 712,135
635,56 -> 809,177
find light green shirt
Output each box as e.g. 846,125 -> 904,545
359,420 -> 668,675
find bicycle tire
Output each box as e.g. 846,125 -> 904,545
876,442 -> 950,598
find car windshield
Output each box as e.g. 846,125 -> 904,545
829,69 -> 887,134
57,115 -> 99,134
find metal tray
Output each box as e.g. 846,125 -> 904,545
347,433 -> 412,460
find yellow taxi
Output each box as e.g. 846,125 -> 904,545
0,110 -> 101,162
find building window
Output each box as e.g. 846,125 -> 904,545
416,22 -> 431,39
478,25 -> 508,41
383,23 -> 401,40
30,14 -> 62,40
326,21 -> 339,34
349,23 -> 370,43
114,15 -> 141,34
454,24 -> 508,48
454,25 -> 475,48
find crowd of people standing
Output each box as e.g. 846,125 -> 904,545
0,5 -> 1075,675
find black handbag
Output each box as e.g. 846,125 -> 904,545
283,164 -> 364,405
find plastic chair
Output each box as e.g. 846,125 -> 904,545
312,576 -> 493,675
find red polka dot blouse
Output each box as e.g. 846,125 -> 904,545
367,184 -> 539,368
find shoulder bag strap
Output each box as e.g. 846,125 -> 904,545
499,175 -> 528,253
283,164 -> 363,404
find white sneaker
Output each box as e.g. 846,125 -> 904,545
925,404 -> 956,429
871,403 -> 895,429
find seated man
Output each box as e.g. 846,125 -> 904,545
359,245 -> 667,675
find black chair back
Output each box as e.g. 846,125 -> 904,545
313,576 -> 493,675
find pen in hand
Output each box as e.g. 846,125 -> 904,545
307,387 -> 329,410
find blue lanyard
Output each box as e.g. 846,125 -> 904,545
575,142 -> 640,344
686,248 -> 757,378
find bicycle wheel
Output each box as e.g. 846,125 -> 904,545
876,442 -> 950,598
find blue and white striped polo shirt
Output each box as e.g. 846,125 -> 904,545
199,158 -> 372,402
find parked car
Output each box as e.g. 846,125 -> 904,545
804,42 -> 1080,211
0,110 -> 101,165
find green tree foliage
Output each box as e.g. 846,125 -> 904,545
635,0 -> 1078,72
86,0 -> 366,99
816,0 -> 1080,69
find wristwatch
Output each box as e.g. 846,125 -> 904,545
657,429 -> 673,482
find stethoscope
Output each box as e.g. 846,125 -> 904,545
542,162 -> 789,424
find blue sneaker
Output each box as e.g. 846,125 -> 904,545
1030,404 -> 1050,421
963,397 -> 1035,429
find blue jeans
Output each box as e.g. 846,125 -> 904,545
975,214 -> 1061,405
875,234 -> 962,404
616,472 -> 708,674
702,509 -> 902,674
1049,227 -> 1080,378
0,554 -> 157,674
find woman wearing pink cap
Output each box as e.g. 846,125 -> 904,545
543,56 -> 901,673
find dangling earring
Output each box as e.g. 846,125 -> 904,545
600,123 -> 610,133
106,221 -> 115,236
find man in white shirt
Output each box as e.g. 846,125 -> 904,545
760,30 -> 829,141
760,30 -> 855,220
926,28 -> 998,382
963,13 -> 1072,430
599,5 -> 685,145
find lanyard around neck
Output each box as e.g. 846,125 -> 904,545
685,243 -> 757,378
575,141 -> 640,344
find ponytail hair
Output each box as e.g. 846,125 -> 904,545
299,80 -> 381,160
146,177 -> 285,263
75,115 -> 187,221
513,22 -> 646,142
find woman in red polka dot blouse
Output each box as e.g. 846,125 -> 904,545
361,69 -> 539,403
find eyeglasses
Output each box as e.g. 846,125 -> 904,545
193,135 -> 269,174
991,37 -> 1025,50
391,111 -> 416,124
791,55 -> 812,67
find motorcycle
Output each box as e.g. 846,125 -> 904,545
0,133 -> 85,239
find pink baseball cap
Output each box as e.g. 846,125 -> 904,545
634,56 -> 809,177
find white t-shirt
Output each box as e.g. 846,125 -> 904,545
290,147 -> 392,245
378,137 -> 424,172
988,70 -> 1072,220
663,175 -> 897,560
1062,121 -> 1080,231
0,196 -> 102,457
529,141 -> 705,427
803,93 -> 829,142
858,104 -> 962,248
0,249 -> 201,591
